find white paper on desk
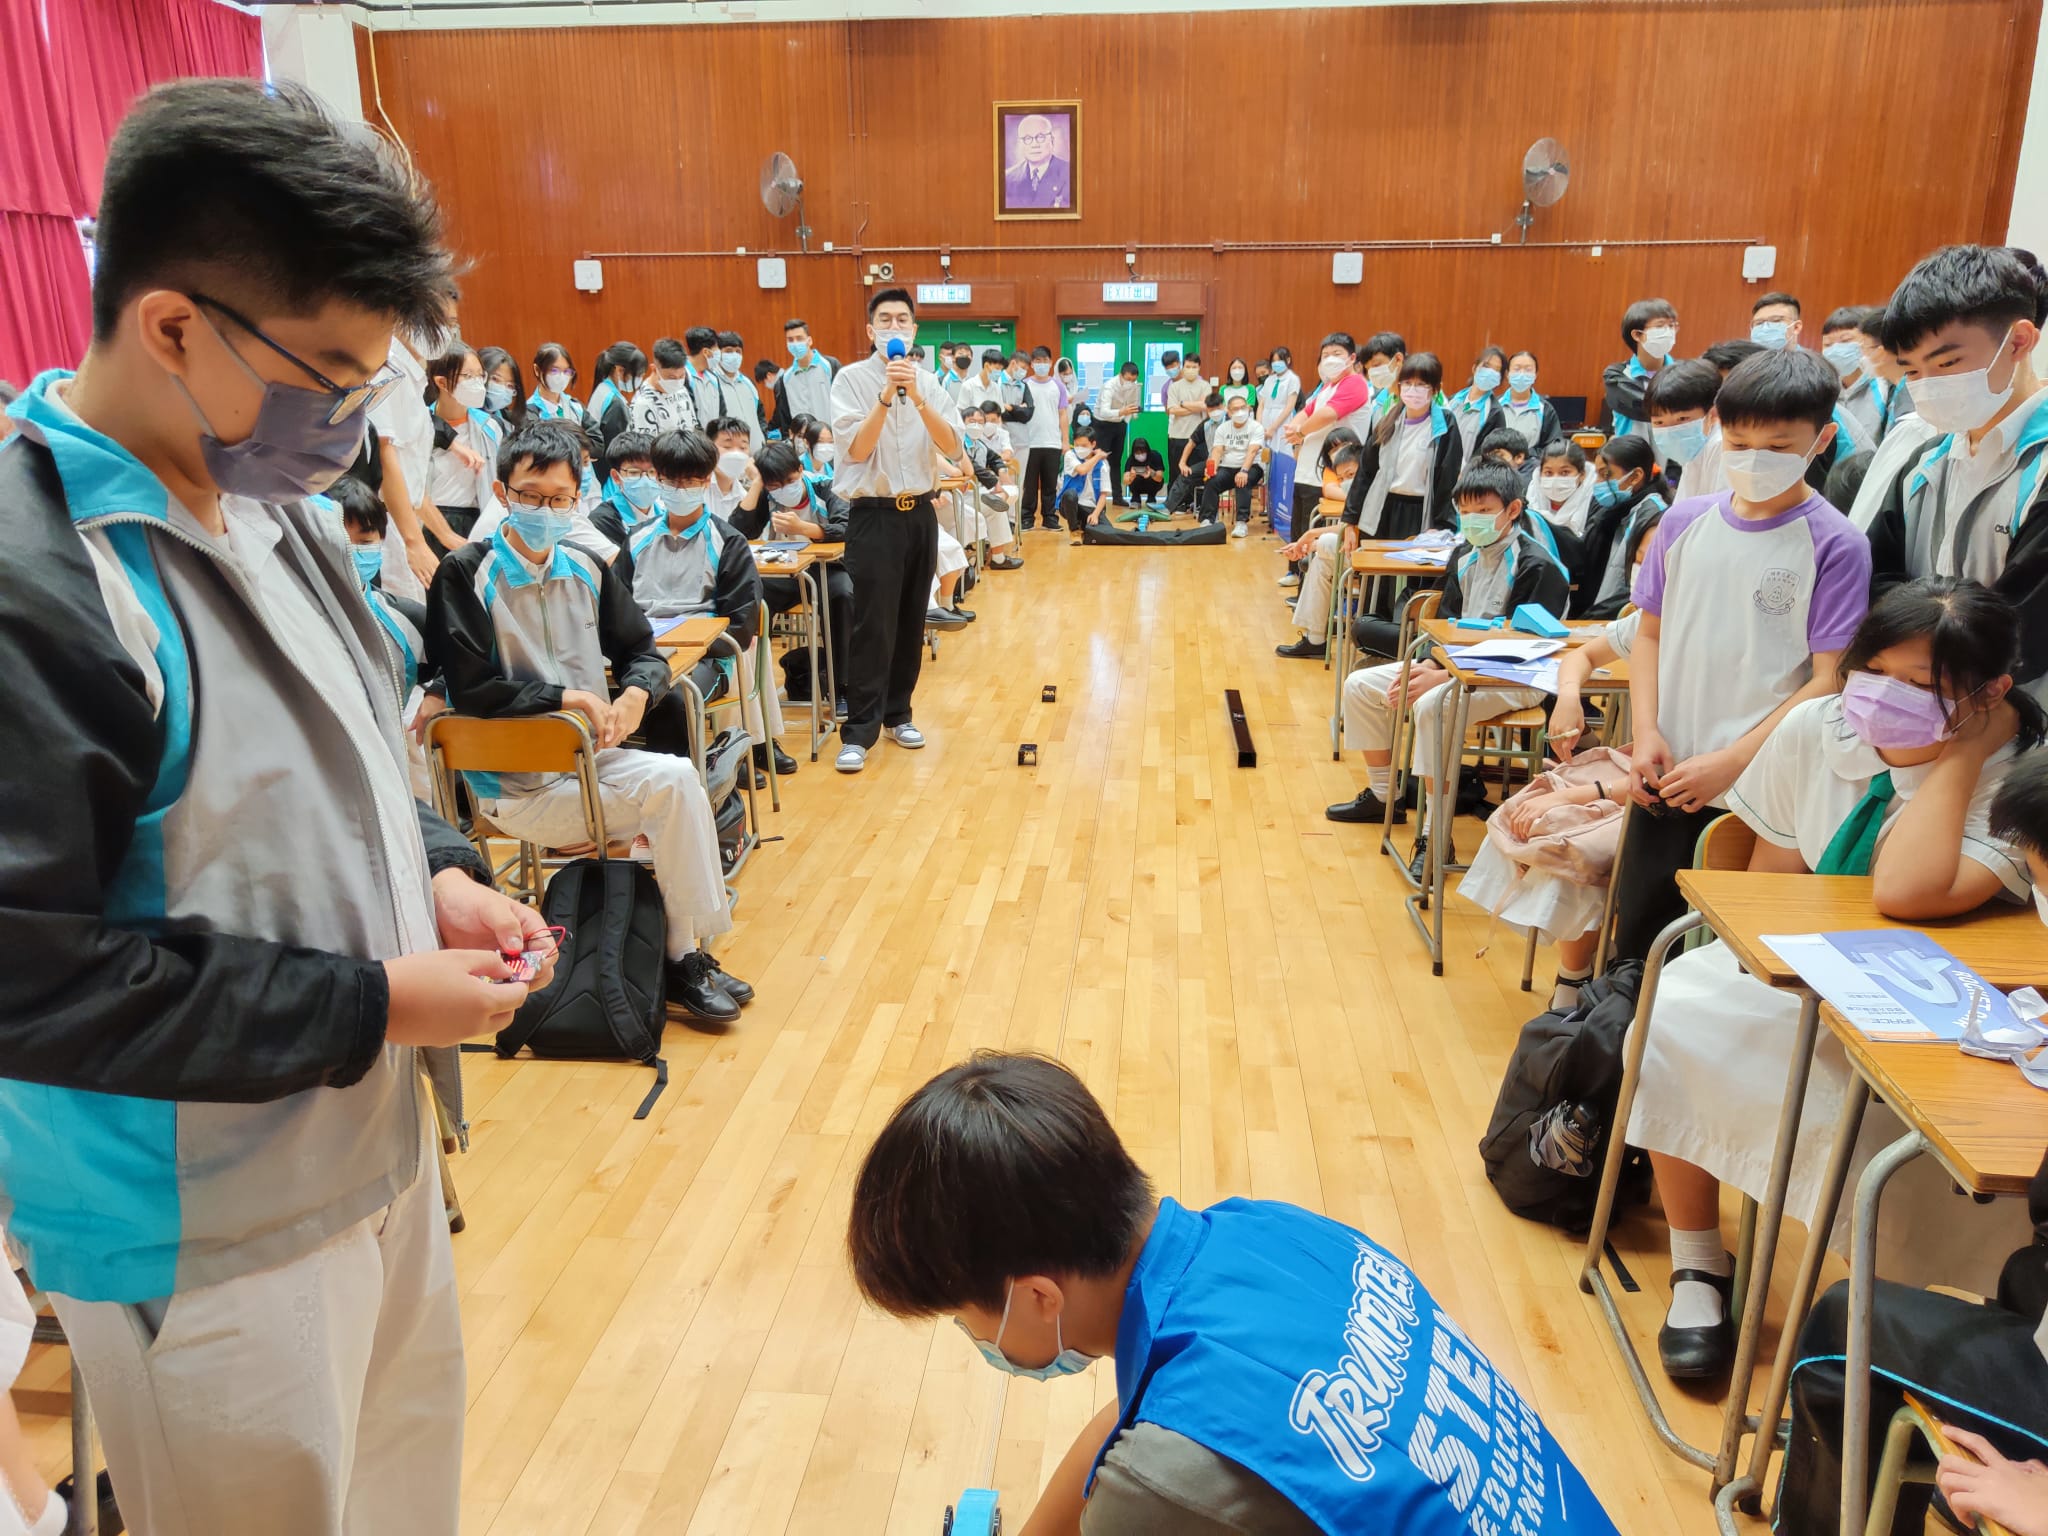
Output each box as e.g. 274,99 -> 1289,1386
1760,930 -> 2003,1042
1407,528 -> 1457,548
1449,637 -> 1565,666
1385,548 -> 1450,566
647,614 -> 691,640
1468,658 -> 1562,691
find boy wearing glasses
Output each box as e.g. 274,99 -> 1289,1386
429,421 -> 748,1026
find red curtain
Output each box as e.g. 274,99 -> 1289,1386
0,0 -> 260,388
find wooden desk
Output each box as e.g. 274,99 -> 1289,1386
1418,616 -> 1608,652
1327,542 -> 1451,754
752,543 -> 841,759
653,614 -> 727,675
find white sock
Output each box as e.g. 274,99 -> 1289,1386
1549,979 -> 1584,1011
18,1487 -> 67,1536
1367,765 -> 1391,797
1667,1226 -> 1732,1329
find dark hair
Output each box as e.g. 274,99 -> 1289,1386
1702,338 -> 1766,374
800,417 -> 832,452
1881,245 -> 2048,354
1474,345 -> 1508,374
1643,358 -> 1723,417
650,428 -> 718,481
1073,426 -> 1096,445
867,286 -> 915,319
1031,345 -> 1053,361
1853,308 -> 1889,341
1321,427 -> 1363,470
1010,350 -> 1032,366
704,415 -> 747,440
1620,298 -> 1678,350
1226,356 -> 1251,381
533,342 -> 574,390
1362,331 -> 1407,362
1539,438 -> 1588,471
652,337 -> 688,369
1822,305 -> 1876,336
1990,752 -> 2048,857
1119,360 -> 1139,376
753,358 -> 780,383
1183,352 -> 1202,366
684,326 -> 718,354
1508,349 -> 1539,371
754,439 -> 805,486
1398,352 -> 1442,389
1328,441 -> 1365,471
713,330 -> 742,351
1752,291 -> 1802,317
1714,347 -> 1841,432
477,346 -> 526,428
1476,425 -> 1530,461
1129,437 -> 1155,461
1597,432 -> 1662,491
423,341 -> 478,403
330,472 -> 385,535
601,341 -> 647,385
92,81 -> 454,340
847,1052 -> 1154,1316
1840,577 -> 2047,748
1272,346 -> 1293,364
1453,458 -> 1526,514
1824,447 -> 1874,511
496,419 -> 585,484
603,428 -> 655,478
783,316 -> 810,334
1203,389 -> 1224,409
1317,332 -> 1356,357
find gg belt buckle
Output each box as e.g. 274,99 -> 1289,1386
894,492 -> 918,512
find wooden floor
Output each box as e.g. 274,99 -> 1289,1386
24,525 -> 1827,1534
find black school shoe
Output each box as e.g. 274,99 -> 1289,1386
754,741 -> 798,777
1275,636 -> 1326,660
710,962 -> 754,1006
1326,789 -> 1403,825
1658,1265 -> 1735,1379
667,950 -> 741,1024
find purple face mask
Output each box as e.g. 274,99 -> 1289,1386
179,312 -> 372,502
1839,670 -> 1953,750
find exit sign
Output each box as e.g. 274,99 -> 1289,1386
1102,282 -> 1158,303
917,283 -> 972,305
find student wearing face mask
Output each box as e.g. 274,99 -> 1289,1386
1220,356 -> 1254,410
332,476 -> 444,800
1867,244 -> 2048,688
1165,351 -> 1210,476
1344,352 -> 1462,545
1529,438 -> 1596,537
704,415 -> 761,522
477,346 -> 527,431
1171,391 -> 1227,513
432,422 -> 743,1025
1777,745 -> 2048,1536
1497,350 -> 1561,460
633,337 -> 703,439
587,429 -> 661,549
847,1051 -> 1624,1536
772,317 -> 838,436
1749,291 -> 1804,352
733,441 -> 853,713
1624,577 -> 2041,1385
1095,360 -> 1140,506
422,341 -> 505,555
1603,297 -> 1681,440
1204,393 -> 1267,535
1821,305 -> 1888,447
703,330 -> 762,452
584,340 -> 646,453
1123,434 -> 1166,506
1577,435 -> 1669,620
1446,345 -> 1508,460
0,81 -> 565,1534
1273,336 -> 1375,656
1014,344 -> 1066,531
1258,346 -> 1300,531
678,325 -> 722,426
527,341 -> 582,423
1845,316 -> 1942,536
798,415 -> 837,483
1641,358 -> 1725,502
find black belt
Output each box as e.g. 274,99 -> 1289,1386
849,492 -> 936,512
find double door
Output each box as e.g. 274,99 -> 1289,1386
1059,317 -> 1200,464
916,319 -> 1017,373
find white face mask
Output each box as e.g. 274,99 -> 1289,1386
453,377 -> 487,411
1639,325 -> 1678,361
813,443 -> 835,465
717,449 -> 752,481
769,481 -> 808,508
1367,364 -> 1397,391
1908,326 -> 2019,435
1229,410 -> 1248,425
1540,473 -> 1579,501
1318,355 -> 1347,382
544,369 -> 572,394
1723,441 -> 1819,502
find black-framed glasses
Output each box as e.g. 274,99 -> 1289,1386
191,293 -> 405,426
506,491 -> 581,513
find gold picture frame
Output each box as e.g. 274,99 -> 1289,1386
994,100 -> 1081,222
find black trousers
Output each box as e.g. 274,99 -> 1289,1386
640,657 -> 727,759
1778,1277 -> 2048,1536
762,568 -> 851,701
1127,468 -> 1164,504
1608,801 -> 1724,964
426,504 -> 479,558
1020,447 -> 1062,528
843,498 -> 939,748
1093,420 -> 1128,503
1201,462 -> 1264,521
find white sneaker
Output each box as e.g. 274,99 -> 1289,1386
1232,521 -> 1249,538
1278,572 -> 1300,588
835,744 -> 867,773
886,723 -> 926,749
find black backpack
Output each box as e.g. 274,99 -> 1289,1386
493,858 -> 669,1118
1479,960 -> 1651,1230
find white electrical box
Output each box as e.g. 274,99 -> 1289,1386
1743,245 -> 1778,282
572,259 -> 603,293
757,257 -> 787,290
1331,251 -> 1363,286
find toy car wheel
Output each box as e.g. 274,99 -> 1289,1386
942,1507 -> 953,1536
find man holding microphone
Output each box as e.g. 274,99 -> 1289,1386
829,288 -> 963,774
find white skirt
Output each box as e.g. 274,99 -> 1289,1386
1625,940 -> 2028,1294
1457,838 -> 1608,946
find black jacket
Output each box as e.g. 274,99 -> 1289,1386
1576,481 -> 1668,619
1342,416 -> 1464,532
768,356 -> 842,438
1439,531 -> 1572,621
616,514 -> 766,651
726,481 -> 850,544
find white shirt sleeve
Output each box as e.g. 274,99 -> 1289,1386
1727,697 -> 1825,850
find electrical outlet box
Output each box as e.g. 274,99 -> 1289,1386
1332,250 -> 1363,285
572,259 -> 602,292
757,256 -> 787,289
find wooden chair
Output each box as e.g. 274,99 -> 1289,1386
424,712 -> 618,906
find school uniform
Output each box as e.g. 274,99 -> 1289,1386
525,388 -> 585,426
1291,372 -> 1372,495
425,406 -> 504,555
1845,412 -> 1940,534
772,352 -> 839,436
1610,489 -> 1872,961
584,380 -> 634,453
368,336 -> 436,600
3,373 -> 490,1536
1578,481 -> 1669,619
1627,694 -> 2034,1297
683,361 -> 723,428
710,366 -> 765,451
1673,427 -> 1729,502
1837,372 -> 1888,451
587,477 -> 660,551
1498,388 -> 1563,455
1200,416 -> 1265,521
726,480 -> 853,702
631,377 -> 700,439
1258,367 -> 1301,529
1343,401 -> 1462,549
961,435 -> 1017,548
1445,385 -> 1503,460
1016,375 -> 1065,529
1601,351 -> 1679,442
1342,531 -> 1569,782
1530,471 -> 1596,539
1057,449 -> 1112,528
1082,1196 -> 1622,1533
1096,374 -> 1142,503
429,530 -> 731,960
1867,386 -> 2048,684
1287,388 -> 1410,637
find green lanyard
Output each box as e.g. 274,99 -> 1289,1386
1815,771 -> 1896,876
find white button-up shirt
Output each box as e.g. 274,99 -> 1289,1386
828,353 -> 964,499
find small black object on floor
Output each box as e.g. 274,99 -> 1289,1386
1041,684 -> 1056,702
1223,689 -> 1255,768
1018,743 -> 1038,766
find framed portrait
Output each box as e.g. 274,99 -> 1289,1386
994,100 -> 1081,222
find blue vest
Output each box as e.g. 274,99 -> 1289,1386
1091,1199 -> 1619,1535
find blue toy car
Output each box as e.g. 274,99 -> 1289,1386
944,1488 -> 1002,1535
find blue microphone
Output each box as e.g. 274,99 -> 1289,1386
885,335 -> 908,402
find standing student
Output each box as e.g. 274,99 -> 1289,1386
1867,243 -> 2048,682
1220,356 -> 1254,409
1750,290 -> 1803,351
634,337 -> 701,438
704,331 -> 761,450
681,325 -> 723,426
1498,350 -> 1562,460
1272,334 -> 1375,659
585,340 -> 645,451
1014,344 -> 1064,530
1603,297 -> 1681,439
1165,352 -> 1209,489
1149,348 -> 1179,415
1446,345 -> 1507,459
1344,351 -> 1462,542
526,341 -> 582,422
827,288 -> 964,773
1204,391 -> 1266,534
368,319 -> 446,599
774,317 -> 837,435
1856,305 -> 1919,430
1258,345 -> 1300,530
1822,304 -> 1888,447
477,345 -> 526,431
1617,347 -> 1871,961
1095,359 -> 1139,504
1643,358 -> 1721,495
423,341 -> 504,553
1,79 -> 557,1536
1358,330 -> 1407,413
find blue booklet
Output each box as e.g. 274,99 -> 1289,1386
1760,929 -> 2005,1041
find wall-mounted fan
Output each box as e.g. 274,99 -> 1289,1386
1515,138 -> 1570,244
759,151 -> 813,253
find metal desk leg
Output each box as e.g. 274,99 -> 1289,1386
1330,563 -> 1360,759
1841,1129 -> 1932,1536
1429,679 -> 1474,974
70,1357 -> 97,1536
678,676 -> 709,781
801,564 -> 824,761
818,560 -> 840,728
1579,910 -> 1719,1470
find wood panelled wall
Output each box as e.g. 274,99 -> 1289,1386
360,0 -> 2039,409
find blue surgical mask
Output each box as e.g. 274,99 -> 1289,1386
484,381 -> 516,413
1751,319 -> 1791,351
1592,478 -> 1629,510
618,474 -> 659,511
956,1282 -> 1094,1382
1473,366 -> 1502,394
351,544 -> 385,588
1459,510 -> 1505,548
1823,341 -> 1864,379
1508,369 -> 1536,394
1654,417 -> 1710,465
505,505 -> 568,553
788,339 -> 811,361
660,483 -> 710,529
719,349 -> 743,374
